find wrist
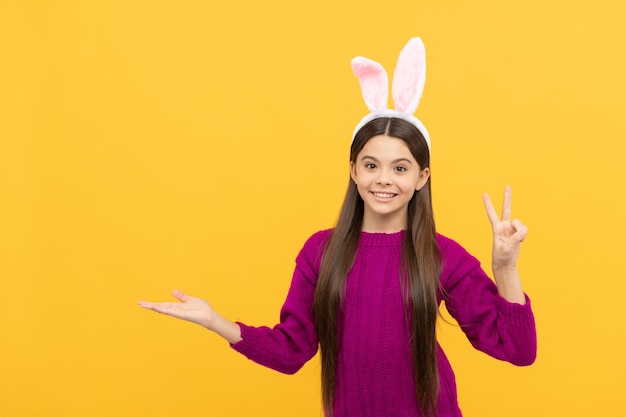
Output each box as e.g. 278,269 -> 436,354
201,312 -> 218,332
491,265 -> 526,304
492,262 -> 518,272
208,313 -> 242,344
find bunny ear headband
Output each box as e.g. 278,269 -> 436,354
351,37 -> 430,150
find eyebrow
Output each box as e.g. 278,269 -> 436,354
360,155 -> 413,164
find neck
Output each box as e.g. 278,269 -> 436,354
361,213 -> 407,233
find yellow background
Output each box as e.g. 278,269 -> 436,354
1,0 -> 625,416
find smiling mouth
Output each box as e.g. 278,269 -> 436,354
372,192 -> 397,199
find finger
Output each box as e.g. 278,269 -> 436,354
511,218 -> 528,242
138,301 -> 171,314
171,289 -> 190,303
501,186 -> 512,222
483,193 -> 499,227
141,301 -> 182,317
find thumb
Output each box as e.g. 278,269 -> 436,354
171,289 -> 190,302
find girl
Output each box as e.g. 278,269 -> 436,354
138,38 -> 536,417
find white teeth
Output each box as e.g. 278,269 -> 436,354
373,192 -> 396,198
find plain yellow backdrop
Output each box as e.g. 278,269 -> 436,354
1,0 -> 625,416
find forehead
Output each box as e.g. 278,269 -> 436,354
358,135 -> 415,161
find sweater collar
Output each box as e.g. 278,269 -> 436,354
359,230 -> 406,247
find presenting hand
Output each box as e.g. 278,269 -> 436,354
483,186 -> 528,271
138,289 -> 215,329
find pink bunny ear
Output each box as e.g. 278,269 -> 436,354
351,57 -> 389,112
391,37 -> 426,115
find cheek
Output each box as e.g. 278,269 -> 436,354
354,176 -> 372,194
353,170 -> 370,185
354,179 -> 368,192
403,178 -> 423,192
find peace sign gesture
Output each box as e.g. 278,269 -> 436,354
483,186 -> 528,270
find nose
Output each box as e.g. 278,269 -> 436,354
376,169 -> 392,185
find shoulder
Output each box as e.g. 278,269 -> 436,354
296,228 -> 333,271
436,233 -> 468,257
436,233 -> 482,280
302,229 -> 333,250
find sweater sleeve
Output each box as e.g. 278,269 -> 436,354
229,230 -> 329,374
438,235 -> 537,366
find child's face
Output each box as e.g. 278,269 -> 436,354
350,135 -> 430,232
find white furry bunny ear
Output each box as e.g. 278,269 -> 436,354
392,37 -> 426,115
351,57 -> 389,112
351,37 -> 430,150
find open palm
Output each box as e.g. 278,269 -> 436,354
138,289 -> 214,329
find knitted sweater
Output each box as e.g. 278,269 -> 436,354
231,229 -> 537,416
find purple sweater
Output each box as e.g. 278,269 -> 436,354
232,230 -> 536,416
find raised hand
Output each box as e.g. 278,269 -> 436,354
483,186 -> 528,270
483,187 -> 528,304
138,290 -> 242,343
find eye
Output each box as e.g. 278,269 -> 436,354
394,166 -> 407,172
365,163 -> 377,169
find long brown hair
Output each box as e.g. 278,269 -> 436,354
313,117 -> 441,416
